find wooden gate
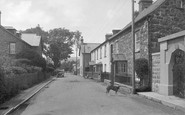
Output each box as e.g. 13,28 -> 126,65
173,49 -> 185,98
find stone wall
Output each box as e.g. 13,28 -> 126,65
149,0 -> 185,53
111,19 -> 149,78
0,27 -> 32,68
0,27 -> 31,58
152,53 -> 160,93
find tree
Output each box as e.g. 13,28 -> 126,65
73,30 -> 82,48
60,60 -> 76,72
47,28 -> 75,68
21,24 -> 49,43
21,26 -> 82,68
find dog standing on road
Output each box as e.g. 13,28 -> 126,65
106,85 -> 120,94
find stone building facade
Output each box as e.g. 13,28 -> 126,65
0,26 -> 31,59
108,0 -> 185,90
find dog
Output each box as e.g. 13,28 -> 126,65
106,85 -> 120,94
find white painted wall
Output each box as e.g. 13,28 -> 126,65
91,42 -> 111,73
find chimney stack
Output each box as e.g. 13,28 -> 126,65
105,34 -> 112,41
139,0 -> 153,12
80,36 -> 84,44
112,30 -> 120,35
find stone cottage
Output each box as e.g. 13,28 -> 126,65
108,0 -> 185,93
0,26 -> 31,60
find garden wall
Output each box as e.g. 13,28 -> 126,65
152,53 -> 160,93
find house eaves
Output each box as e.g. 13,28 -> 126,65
90,39 -> 110,53
108,0 -> 166,42
0,25 -> 32,47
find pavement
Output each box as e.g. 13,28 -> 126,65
89,77 -> 185,112
137,92 -> 185,112
0,76 -> 55,115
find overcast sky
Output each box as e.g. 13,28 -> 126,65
0,0 -> 156,56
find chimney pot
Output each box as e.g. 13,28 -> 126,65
139,0 -> 153,12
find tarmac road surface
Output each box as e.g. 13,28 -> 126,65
19,73 -> 185,115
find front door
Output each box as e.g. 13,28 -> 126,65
173,49 -> 185,98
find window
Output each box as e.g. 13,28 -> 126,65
135,31 -> 140,52
104,64 -> 106,72
104,44 -> 107,57
97,50 -> 98,60
115,41 -> 119,54
177,0 -> 185,8
100,47 -> 102,59
9,43 -> 16,54
116,61 -> 127,75
181,0 -> 185,8
94,52 -> 96,60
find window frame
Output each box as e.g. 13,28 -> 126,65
100,47 -> 102,59
9,42 -> 16,55
135,30 -> 140,52
104,44 -> 107,57
115,61 -> 127,75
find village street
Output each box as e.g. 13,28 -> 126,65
14,73 -> 184,115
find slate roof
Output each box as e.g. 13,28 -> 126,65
80,43 -> 100,53
0,25 -> 31,47
109,0 -> 166,41
21,33 -> 41,46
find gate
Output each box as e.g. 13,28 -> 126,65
173,49 -> 185,98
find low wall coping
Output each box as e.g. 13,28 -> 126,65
152,52 -> 160,56
158,30 -> 185,43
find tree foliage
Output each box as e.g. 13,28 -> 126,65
60,60 -> 76,72
21,25 -> 82,68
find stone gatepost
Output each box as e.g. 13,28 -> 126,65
158,30 -> 185,96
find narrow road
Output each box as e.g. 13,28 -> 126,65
18,74 -> 184,115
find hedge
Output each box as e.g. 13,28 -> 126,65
0,71 -> 51,104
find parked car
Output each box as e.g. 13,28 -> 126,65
55,69 -> 65,78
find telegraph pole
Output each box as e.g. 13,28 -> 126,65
132,0 -> 136,94
76,43 -> 78,75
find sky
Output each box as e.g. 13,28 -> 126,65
0,0 -> 156,57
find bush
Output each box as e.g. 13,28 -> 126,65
135,58 -> 149,87
16,49 -> 46,71
46,66 -> 55,73
14,59 -> 32,66
0,67 -> 6,104
4,66 -> 27,75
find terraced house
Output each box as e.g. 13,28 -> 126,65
107,0 -> 185,96
79,38 -> 100,77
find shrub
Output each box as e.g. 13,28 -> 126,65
135,58 -> 149,87
4,66 -> 27,75
16,49 -> 46,71
46,66 -> 55,73
14,59 -> 32,66
0,67 -> 6,104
